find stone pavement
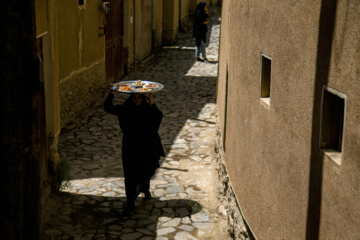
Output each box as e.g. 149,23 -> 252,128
41,8 -> 230,240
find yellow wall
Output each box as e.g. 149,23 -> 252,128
36,0 -> 48,37
163,0 -> 178,30
139,0 -> 152,60
181,0 -> 192,17
154,0 -> 163,48
162,0 -> 179,45
56,0 -> 105,81
55,1 -> 106,128
124,0 -> 163,70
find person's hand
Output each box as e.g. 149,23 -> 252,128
148,93 -> 154,105
109,83 -> 114,94
203,21 -> 209,24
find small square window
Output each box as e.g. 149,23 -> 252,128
320,86 -> 346,165
260,53 -> 272,106
78,0 -> 84,6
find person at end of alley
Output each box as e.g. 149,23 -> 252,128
193,1 -> 209,63
104,86 -> 165,217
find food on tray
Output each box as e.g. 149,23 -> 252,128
144,83 -> 159,88
113,80 -> 163,93
119,86 -> 133,91
138,88 -> 152,92
132,80 -> 145,86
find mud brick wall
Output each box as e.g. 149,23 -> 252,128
59,62 -> 106,128
215,115 -> 255,240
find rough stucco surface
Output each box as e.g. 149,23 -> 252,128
215,117 -> 254,240
55,1 -> 106,128
57,1 -> 104,80
59,62 -> 105,128
217,0 -> 360,239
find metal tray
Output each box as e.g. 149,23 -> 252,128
111,80 -> 164,94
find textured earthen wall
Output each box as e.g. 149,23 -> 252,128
56,1 -> 106,127
162,0 -> 179,45
59,62 -> 105,128
215,117 -> 254,240
217,0 -> 360,239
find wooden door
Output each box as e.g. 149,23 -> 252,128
105,0 -> 124,82
139,0 -> 152,60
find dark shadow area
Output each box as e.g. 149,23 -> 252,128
41,192 -> 202,239
159,167 -> 188,172
306,1 -> 337,239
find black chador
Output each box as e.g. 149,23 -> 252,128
104,93 -> 164,215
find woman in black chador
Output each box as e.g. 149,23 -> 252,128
104,89 -> 164,216
193,1 -> 209,62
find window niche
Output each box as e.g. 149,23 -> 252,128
320,86 -> 346,165
260,53 -> 272,107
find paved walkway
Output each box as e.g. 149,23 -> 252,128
41,8 -> 229,240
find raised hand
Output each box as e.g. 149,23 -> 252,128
148,93 -> 154,105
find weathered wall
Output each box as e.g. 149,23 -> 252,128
124,0 -> 163,72
215,118 -> 254,240
163,0 -> 179,45
215,2 -> 254,239
123,0 -> 133,71
42,0 -> 61,183
153,0 -> 163,50
315,1 -> 360,238
217,0 -> 360,239
35,0 -> 48,37
139,0 -> 152,60
58,62 -> 105,127
180,0 -> 201,33
216,0 -> 229,147
179,0 -> 193,32
56,0 -> 106,127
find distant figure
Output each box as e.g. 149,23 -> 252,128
193,1 -> 209,62
104,87 -> 165,217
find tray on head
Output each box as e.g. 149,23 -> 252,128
112,80 -> 164,94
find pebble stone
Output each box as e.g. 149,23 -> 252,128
41,8 -> 230,240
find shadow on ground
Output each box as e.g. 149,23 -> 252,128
42,193 -> 203,239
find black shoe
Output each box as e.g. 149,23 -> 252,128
119,206 -> 135,218
144,191 -> 152,200
197,57 -> 203,62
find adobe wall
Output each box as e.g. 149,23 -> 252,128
153,0 -> 164,50
162,0 -> 179,45
56,1 -> 106,127
58,62 -> 105,128
217,0 -> 360,239
214,117 -> 255,240
138,0 -> 152,61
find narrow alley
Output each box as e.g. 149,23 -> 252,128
41,8 -> 234,240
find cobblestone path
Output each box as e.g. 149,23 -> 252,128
41,8 -> 230,240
